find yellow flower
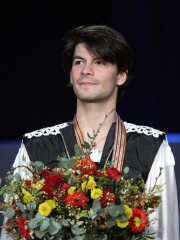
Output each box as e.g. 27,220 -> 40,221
38,202 -> 52,216
134,217 -> 141,227
81,210 -> 87,217
81,181 -> 87,191
91,188 -> 103,200
86,176 -> 96,190
116,219 -> 129,228
22,190 -> 34,203
116,205 -> 132,229
68,186 -> 76,194
32,180 -> 44,189
45,200 -> 56,210
21,187 -> 26,195
124,205 -> 133,218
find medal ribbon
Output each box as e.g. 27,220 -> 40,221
73,112 -> 126,171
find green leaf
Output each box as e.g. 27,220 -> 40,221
116,214 -> 129,222
35,161 -> 45,172
27,202 -> 37,219
88,208 -> 97,219
123,166 -> 129,174
81,141 -> 90,150
92,199 -> 101,211
40,218 -> 50,231
14,173 -> 22,182
48,220 -> 61,235
28,213 -> 44,229
0,185 -> 7,195
16,202 -> 25,212
71,225 -> 86,236
5,207 -> 15,218
29,213 -> 49,230
7,173 -> 15,181
61,219 -> 69,227
108,204 -> 124,217
58,157 -> 75,169
29,219 -> 39,229
74,143 -> 83,155
26,202 -> 37,211
35,212 -> 44,221
71,235 -> 86,240
106,218 -> 116,228
35,229 -> 46,239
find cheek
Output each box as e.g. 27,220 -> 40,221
70,68 -> 80,83
70,70 -> 76,84
104,74 -> 119,88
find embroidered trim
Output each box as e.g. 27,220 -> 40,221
24,123 -> 69,139
124,122 -> 164,138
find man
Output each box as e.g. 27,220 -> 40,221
1,25 -> 179,239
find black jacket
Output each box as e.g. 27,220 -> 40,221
23,122 -> 165,182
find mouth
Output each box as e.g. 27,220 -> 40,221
79,81 -> 97,86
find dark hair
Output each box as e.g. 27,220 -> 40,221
60,25 -> 133,101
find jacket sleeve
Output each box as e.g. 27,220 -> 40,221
145,139 -> 179,240
12,141 -> 31,178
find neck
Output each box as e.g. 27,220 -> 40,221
76,106 -> 116,130
75,104 -> 116,151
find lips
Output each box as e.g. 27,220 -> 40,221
79,81 -> 97,85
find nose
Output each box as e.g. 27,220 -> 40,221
81,63 -> 94,76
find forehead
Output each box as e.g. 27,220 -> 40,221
74,43 -> 97,59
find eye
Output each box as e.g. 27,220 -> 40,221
73,60 -> 83,65
95,60 -> 107,65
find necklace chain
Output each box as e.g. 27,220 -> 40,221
92,135 -> 107,148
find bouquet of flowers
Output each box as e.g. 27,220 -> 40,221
0,141 -> 163,240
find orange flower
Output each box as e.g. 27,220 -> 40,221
73,156 -> 97,172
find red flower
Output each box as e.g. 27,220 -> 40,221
24,179 -> 32,186
129,208 -> 148,232
104,167 -> 121,180
57,183 -> 70,200
16,217 -> 31,238
61,182 -> 70,191
44,173 -> 64,188
100,188 -> 116,208
40,167 -> 53,177
41,173 -> 65,198
82,168 -> 102,177
66,191 -> 89,208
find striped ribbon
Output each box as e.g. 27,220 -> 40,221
73,116 -> 85,152
112,113 -> 126,171
72,112 -> 126,171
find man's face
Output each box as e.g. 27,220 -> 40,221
70,43 -> 126,104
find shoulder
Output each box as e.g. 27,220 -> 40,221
123,122 -> 166,180
124,121 -> 165,139
22,122 -> 74,163
24,122 -> 70,139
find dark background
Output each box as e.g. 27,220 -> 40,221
1,0 -> 180,140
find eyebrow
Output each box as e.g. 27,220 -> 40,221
73,55 -> 101,61
73,55 -> 84,60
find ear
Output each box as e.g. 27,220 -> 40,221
116,72 -> 127,86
